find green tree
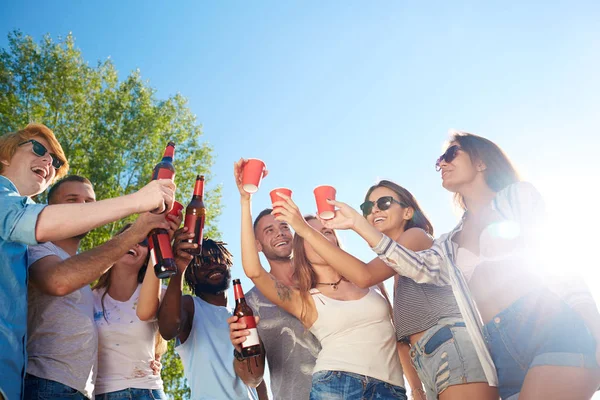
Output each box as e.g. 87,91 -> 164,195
0,30 -> 221,399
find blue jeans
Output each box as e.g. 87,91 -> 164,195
310,370 -> 407,400
409,317 -> 488,397
24,374 -> 88,399
95,388 -> 166,400
483,288 -> 598,400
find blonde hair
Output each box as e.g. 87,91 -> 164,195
0,123 -> 69,181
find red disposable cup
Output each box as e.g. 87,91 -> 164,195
167,201 -> 184,219
270,188 -> 292,217
313,185 -> 336,220
242,159 -> 266,194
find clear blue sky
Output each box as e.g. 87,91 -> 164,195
2,0 -> 599,394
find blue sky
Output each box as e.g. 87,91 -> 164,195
2,0 -> 600,393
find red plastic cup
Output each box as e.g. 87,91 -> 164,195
314,185 -> 336,220
270,188 -> 292,217
167,201 -> 184,219
242,159 -> 266,194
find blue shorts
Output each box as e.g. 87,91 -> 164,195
95,388 -> 167,400
409,317 -> 488,397
483,288 -> 598,400
24,375 -> 88,400
310,370 -> 406,400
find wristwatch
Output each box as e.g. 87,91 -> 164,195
233,348 -> 246,362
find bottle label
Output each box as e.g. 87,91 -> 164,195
155,167 -> 174,180
156,233 -> 175,259
238,316 -> 260,348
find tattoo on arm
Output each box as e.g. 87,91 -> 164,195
269,274 -> 292,302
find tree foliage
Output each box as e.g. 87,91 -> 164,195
0,30 -> 220,399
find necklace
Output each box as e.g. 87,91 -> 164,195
316,276 -> 343,291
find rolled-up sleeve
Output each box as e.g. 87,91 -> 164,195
0,189 -> 46,245
371,234 -> 451,285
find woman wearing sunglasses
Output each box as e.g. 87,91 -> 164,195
0,124 -> 175,400
91,217 -> 180,400
280,180 -> 496,400
236,165 -> 407,400
320,131 -> 600,399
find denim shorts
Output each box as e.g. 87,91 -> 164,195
483,288 -> 598,400
409,317 -> 488,397
95,388 -> 167,400
24,374 -> 88,400
310,370 -> 407,400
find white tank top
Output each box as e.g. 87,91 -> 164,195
309,287 -> 405,387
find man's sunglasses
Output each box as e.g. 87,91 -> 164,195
18,139 -> 64,170
435,145 -> 461,172
360,196 -> 408,217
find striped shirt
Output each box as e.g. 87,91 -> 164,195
393,276 -> 462,340
371,181 -> 595,386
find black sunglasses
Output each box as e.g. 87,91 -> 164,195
360,196 -> 408,217
435,145 -> 461,172
18,139 -> 64,170
138,238 -> 149,247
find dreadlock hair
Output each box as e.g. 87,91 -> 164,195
184,238 -> 234,296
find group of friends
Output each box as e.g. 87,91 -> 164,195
1,123 -> 600,400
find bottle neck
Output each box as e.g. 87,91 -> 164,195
233,284 -> 245,301
163,145 -> 175,159
192,177 -> 205,198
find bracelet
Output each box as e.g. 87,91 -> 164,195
233,348 -> 246,362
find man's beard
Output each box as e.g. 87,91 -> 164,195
194,269 -> 232,295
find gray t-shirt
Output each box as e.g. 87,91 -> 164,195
246,287 -> 320,400
27,242 -> 97,399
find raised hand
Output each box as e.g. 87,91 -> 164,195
271,191 -> 312,237
171,227 -> 197,274
166,211 -> 183,240
319,199 -> 362,231
134,179 -> 176,214
129,212 -> 171,242
233,158 -> 268,200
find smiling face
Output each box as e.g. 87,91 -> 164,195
118,241 -> 150,272
1,135 -> 58,196
365,186 -> 412,236
255,213 -> 293,262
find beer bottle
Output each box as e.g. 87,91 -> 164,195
233,279 -> 262,357
149,141 -> 177,279
183,175 -> 206,255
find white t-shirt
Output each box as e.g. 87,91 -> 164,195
93,284 -> 165,394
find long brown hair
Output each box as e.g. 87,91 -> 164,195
92,223 -> 150,321
449,131 -> 521,210
364,180 -> 434,236
291,215 -> 343,322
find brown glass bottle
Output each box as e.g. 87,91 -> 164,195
149,142 -> 177,279
183,175 -> 206,255
233,279 -> 262,358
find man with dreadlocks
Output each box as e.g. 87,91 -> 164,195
158,229 -> 258,400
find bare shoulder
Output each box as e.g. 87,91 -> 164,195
398,228 -> 434,251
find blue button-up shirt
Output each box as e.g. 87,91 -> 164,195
0,175 -> 46,400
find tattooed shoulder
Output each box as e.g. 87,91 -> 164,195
269,274 -> 292,302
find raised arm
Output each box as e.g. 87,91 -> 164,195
29,212 -> 169,297
138,212 -> 182,321
157,227 -> 197,341
35,179 -> 175,243
316,199 -> 451,286
240,197 -> 303,319
233,159 -> 304,321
